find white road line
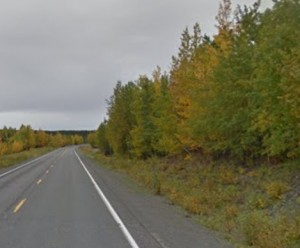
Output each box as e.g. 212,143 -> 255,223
0,153 -> 51,179
74,151 -> 139,248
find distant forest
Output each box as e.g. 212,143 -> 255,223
45,130 -> 92,140
0,125 -> 90,156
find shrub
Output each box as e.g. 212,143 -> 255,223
265,181 -> 290,200
0,142 -> 9,156
243,211 -> 300,248
10,141 -> 24,153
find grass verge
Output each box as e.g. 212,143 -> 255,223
80,146 -> 300,248
0,147 -> 55,169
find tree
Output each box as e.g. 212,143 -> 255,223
72,135 -> 84,145
196,1 -> 262,159
97,121 -> 112,155
35,130 -> 49,148
251,0 -> 300,158
106,81 -> 137,155
87,132 -> 98,148
49,132 -> 64,147
10,141 -> 23,153
152,73 -> 180,155
130,76 -> 156,158
0,126 -> 16,143
13,125 -> 36,150
170,23 -> 203,151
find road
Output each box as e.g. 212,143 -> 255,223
0,147 -> 231,248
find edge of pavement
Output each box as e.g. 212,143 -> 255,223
75,148 -> 233,248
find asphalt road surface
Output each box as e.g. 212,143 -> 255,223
0,147 -> 232,248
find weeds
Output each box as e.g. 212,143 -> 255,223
265,181 -> 290,200
0,147 -> 54,169
242,211 -> 300,248
80,146 -> 300,248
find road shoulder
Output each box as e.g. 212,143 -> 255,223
77,149 -> 232,248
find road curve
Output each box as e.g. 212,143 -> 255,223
0,147 -> 232,248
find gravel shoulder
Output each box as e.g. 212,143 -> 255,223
77,149 -> 232,248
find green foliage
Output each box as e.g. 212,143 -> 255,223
97,122 -> 112,155
170,23 -> 203,150
96,0 -> 299,161
152,73 -> 180,155
0,126 -> 16,143
14,125 -> 36,150
106,81 -> 137,155
130,76 -> 156,158
252,0 -> 300,158
87,132 -> 98,148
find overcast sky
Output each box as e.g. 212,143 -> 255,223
0,0 -> 273,130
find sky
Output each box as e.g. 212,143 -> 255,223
0,0 -> 273,130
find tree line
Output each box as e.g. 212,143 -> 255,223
89,0 -> 300,162
0,125 -> 84,156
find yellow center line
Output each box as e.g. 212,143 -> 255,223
36,179 -> 42,185
13,198 -> 27,213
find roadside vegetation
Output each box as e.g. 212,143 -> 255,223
0,125 -> 84,168
87,0 -> 300,247
0,147 -> 54,169
89,0 -> 300,161
82,146 -> 299,247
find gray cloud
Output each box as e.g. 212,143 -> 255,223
0,0 -> 273,130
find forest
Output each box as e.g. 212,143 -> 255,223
89,0 -> 300,163
0,125 -> 84,156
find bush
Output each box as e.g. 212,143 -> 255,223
0,142 -> 9,156
265,181 -> 290,200
10,141 -> 24,153
243,211 -> 300,248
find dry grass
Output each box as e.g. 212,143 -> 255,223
0,147 -> 54,169
81,146 -> 300,248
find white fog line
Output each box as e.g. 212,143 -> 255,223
74,150 -> 139,248
0,152 -> 53,179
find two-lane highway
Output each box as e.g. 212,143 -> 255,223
0,147 -> 232,248
0,148 -> 133,248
